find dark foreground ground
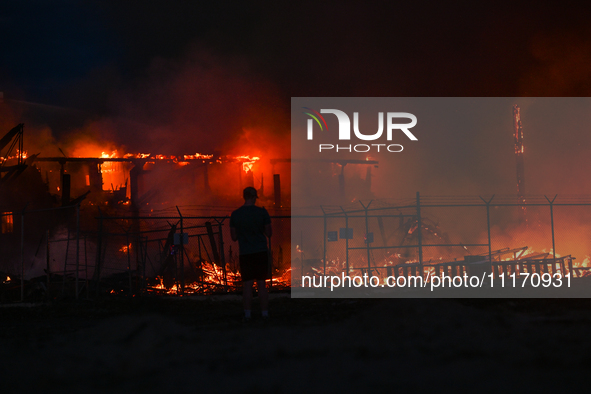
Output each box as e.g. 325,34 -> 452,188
2,293 -> 591,393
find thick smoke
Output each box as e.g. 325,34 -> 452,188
291,97 -> 591,268
519,30 -> 591,96
2,49 -> 290,210
102,49 -> 289,157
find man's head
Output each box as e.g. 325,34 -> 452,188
243,186 -> 258,201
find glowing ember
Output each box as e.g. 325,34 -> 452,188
119,243 -> 132,253
184,153 -> 214,160
0,150 -> 27,161
146,260 -> 290,295
235,155 -> 260,172
124,153 -> 151,159
101,150 -> 118,159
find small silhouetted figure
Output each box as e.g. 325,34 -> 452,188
230,187 -> 272,320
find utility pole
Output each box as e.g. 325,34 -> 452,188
513,105 -> 527,223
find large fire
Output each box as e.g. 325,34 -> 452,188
234,155 -> 260,172
0,149 -> 27,162
310,248 -> 588,289
97,149 -> 258,171
36,142 -> 287,297
143,260 -> 290,295
57,145 -> 264,196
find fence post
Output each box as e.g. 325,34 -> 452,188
85,236 -> 89,299
95,208 -> 103,297
46,229 -> 50,288
62,225 -> 70,294
267,229 -> 272,291
218,220 -> 227,290
480,195 -> 495,277
75,203 -> 80,300
176,206 -> 184,295
20,206 -> 26,302
545,195 -> 557,259
341,207 -> 349,274
321,206 -> 327,275
142,236 -> 147,292
360,200 -> 373,275
416,192 -> 422,265
300,230 -> 304,278
127,230 -> 132,296
136,233 -> 142,294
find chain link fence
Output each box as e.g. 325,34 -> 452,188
4,194 -> 591,301
93,211 -> 291,296
0,205 -> 89,301
0,205 -> 290,301
292,194 -> 591,287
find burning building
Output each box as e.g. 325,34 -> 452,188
33,151 -> 270,210
0,114 -> 293,299
289,98 -> 591,297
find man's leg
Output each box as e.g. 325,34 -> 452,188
243,280 -> 254,318
256,279 -> 269,317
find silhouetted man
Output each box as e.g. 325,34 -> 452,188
230,187 -> 272,320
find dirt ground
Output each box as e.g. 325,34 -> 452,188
2,293 -> 591,393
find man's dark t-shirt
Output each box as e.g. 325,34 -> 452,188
230,205 -> 271,255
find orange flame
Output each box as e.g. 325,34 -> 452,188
119,243 -> 132,253
235,155 -> 260,172
147,260 -> 290,295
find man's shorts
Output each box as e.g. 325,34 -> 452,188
239,250 -> 269,281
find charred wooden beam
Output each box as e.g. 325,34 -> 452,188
273,174 -> 281,207
205,222 -> 221,267
67,190 -> 91,206
61,174 -> 71,206
0,124 -> 23,152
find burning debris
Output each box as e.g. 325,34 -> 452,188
0,120 -> 293,301
292,192 -> 591,295
5,94 -> 591,300
20,144 -> 278,218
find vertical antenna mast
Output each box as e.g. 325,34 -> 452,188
513,105 -> 526,222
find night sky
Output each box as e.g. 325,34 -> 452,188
2,1 -> 591,154
4,2 -> 591,105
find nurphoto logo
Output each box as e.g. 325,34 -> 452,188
303,108 -> 418,153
